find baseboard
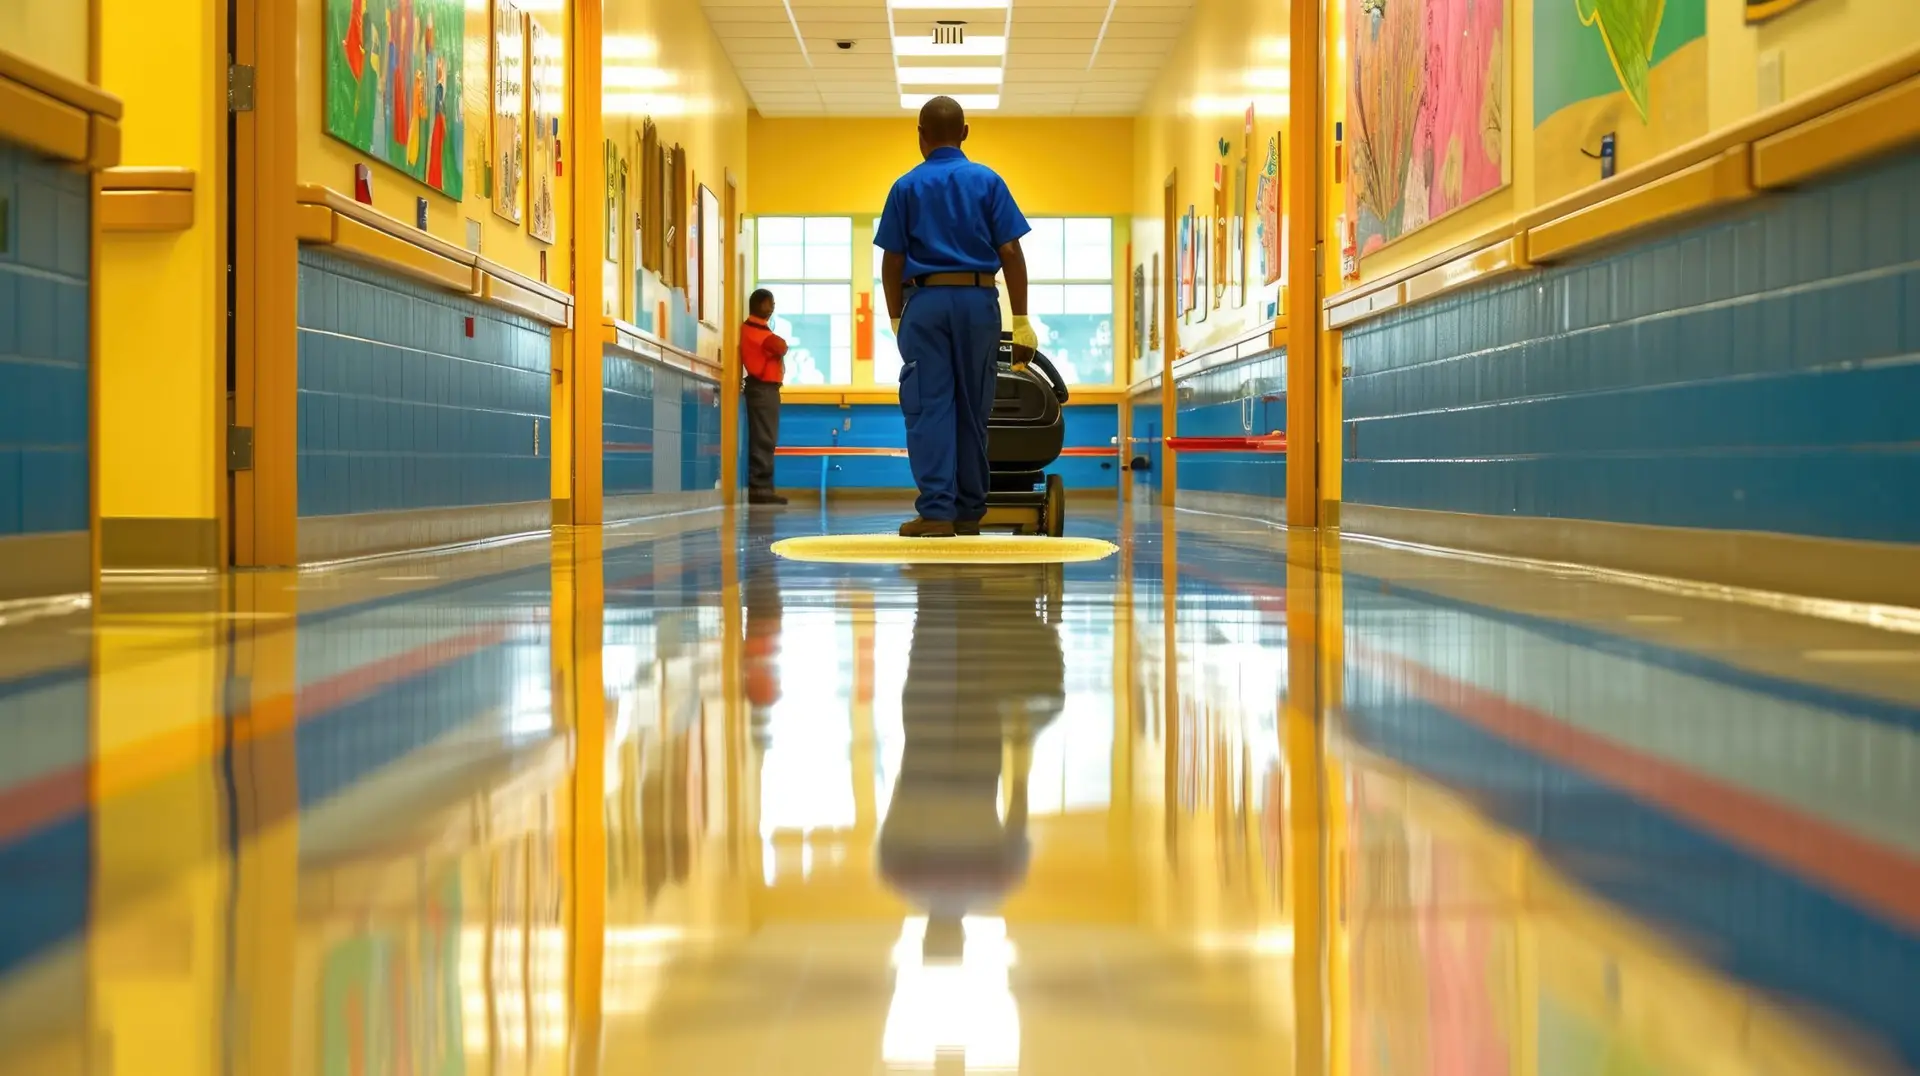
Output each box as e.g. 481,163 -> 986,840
1343,503 -> 1920,608
0,531 -> 89,599
100,516 -> 219,570
1174,489 -> 1285,521
604,490 -> 723,522
298,501 -> 554,563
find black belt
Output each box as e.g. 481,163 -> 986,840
912,272 -> 996,288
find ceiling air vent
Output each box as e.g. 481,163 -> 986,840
932,21 -> 966,46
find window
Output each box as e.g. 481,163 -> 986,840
873,217 -> 1116,387
1023,218 -> 1116,386
756,217 -> 853,385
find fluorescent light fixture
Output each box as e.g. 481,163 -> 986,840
900,92 -> 1000,110
892,34 -> 1006,57
889,0 -> 1009,6
895,66 -> 1004,86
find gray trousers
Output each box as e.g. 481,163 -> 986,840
744,378 -> 781,493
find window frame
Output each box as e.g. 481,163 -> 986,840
753,215 -> 857,386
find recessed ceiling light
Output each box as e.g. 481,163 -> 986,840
889,0 -> 1010,7
892,35 -> 1006,57
900,92 -> 1000,110
895,66 -> 1004,86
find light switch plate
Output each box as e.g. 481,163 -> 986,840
1758,49 -> 1785,110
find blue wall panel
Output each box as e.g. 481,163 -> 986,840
1342,148 -> 1920,543
0,143 -> 91,536
601,351 -> 720,497
773,400 -> 1121,492
1172,348 -> 1288,501
296,250 -> 551,517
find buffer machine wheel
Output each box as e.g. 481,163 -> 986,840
1043,474 -> 1065,538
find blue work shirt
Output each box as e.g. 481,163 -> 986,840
874,147 -> 1031,280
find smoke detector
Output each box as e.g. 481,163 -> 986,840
932,20 -> 966,46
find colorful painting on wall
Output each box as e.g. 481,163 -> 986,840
490,0 -> 524,224
1177,211 -> 1194,320
1345,0 -> 1508,257
526,16 -> 557,243
1149,252 -> 1161,353
1232,116 -> 1250,309
1257,133 -> 1283,286
1211,162 -> 1229,309
1132,263 -> 1147,364
1194,214 -> 1210,324
325,0 -> 467,198
1534,0 -> 1707,202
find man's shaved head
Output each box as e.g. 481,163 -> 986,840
917,96 -> 968,158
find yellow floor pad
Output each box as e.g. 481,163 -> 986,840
771,533 -> 1118,565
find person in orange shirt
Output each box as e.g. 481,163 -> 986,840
741,289 -> 789,506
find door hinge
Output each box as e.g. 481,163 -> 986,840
228,63 -> 256,112
227,426 -> 255,471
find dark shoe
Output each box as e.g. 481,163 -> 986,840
955,519 -> 983,536
899,517 -> 956,538
748,491 -> 788,506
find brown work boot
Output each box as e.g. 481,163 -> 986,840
955,519 -> 982,536
899,517 -> 956,538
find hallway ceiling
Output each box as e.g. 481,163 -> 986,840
700,0 -> 1196,116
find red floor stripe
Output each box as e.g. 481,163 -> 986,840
1350,641 -> 1920,933
0,625 -> 510,846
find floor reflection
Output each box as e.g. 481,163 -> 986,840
0,504 -> 1913,1074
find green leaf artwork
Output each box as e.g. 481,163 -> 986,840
1576,0 -> 1666,122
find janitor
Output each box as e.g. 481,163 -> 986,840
876,96 -> 1036,538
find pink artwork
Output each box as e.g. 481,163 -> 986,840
1346,0 -> 1507,257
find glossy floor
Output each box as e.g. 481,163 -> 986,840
1,503 -> 1917,1075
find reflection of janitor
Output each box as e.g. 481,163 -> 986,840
878,563 -> 1066,952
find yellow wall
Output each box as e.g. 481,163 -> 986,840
294,0 -> 566,283
97,0 -> 223,522
1709,0 -> 1920,127
603,0 -> 753,358
748,116 -> 1135,217
0,0 -> 90,83
1130,0 -> 1291,364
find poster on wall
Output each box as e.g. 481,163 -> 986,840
1121,263 -> 1136,363
325,0 -> 466,198
1176,211 -> 1193,320
526,15 -> 557,243
1257,133 -> 1283,286
697,185 -> 723,326
1194,214 -> 1210,324
1149,253 -> 1161,352
1534,0 -> 1706,202
1346,0 -> 1508,259
1232,111 -> 1250,309
490,0 -> 524,224
604,139 -> 623,261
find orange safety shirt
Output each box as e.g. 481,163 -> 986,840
741,316 -> 788,384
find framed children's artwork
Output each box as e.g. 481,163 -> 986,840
1167,210 -> 1182,318
1194,213 -> 1210,324
697,184 -> 723,327
1132,263 -> 1147,367
526,15 -> 557,243
1258,132 -> 1283,286
1233,107 -> 1252,308
324,0 -> 467,198
490,0 -> 524,223
1149,252 -> 1161,352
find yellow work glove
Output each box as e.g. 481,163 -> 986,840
1011,315 -> 1038,352
890,317 -> 902,335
